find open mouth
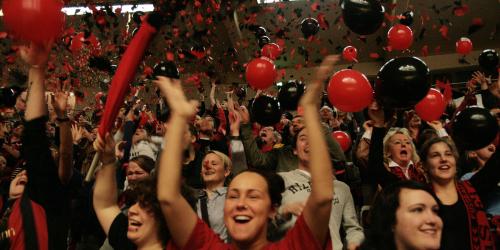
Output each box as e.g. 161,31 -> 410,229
400,149 -> 408,157
420,228 -> 438,235
128,219 -> 142,232
438,165 -> 450,170
233,215 -> 252,224
203,170 -> 215,176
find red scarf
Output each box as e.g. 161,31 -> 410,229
457,181 -> 496,250
388,164 -> 427,183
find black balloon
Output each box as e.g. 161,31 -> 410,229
251,96 -> 282,126
452,107 -> 499,150
153,61 -> 180,79
254,26 -> 268,38
399,11 -> 414,26
341,0 -> 385,35
478,49 -> 499,73
258,36 -> 271,48
300,18 -> 320,38
278,80 -> 305,111
376,57 -> 430,109
0,87 -> 20,107
89,56 -> 112,72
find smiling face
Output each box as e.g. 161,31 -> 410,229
394,188 -> 443,250
127,202 -> 161,247
224,172 -> 274,246
424,142 -> 457,183
9,170 -> 28,199
293,129 -> 310,166
387,133 -> 414,167
201,153 -> 229,187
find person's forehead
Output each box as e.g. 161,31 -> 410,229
230,172 -> 268,190
398,188 -> 437,207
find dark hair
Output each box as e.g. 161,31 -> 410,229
128,176 -> 196,245
128,176 -> 170,245
130,155 -> 156,173
361,181 -> 442,250
292,127 -> 305,149
232,169 -> 285,207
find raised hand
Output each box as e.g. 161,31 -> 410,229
93,133 -> 116,165
426,120 -> 444,131
71,124 -> 84,145
153,76 -> 198,119
51,91 -> 69,118
236,105 -> 250,124
367,100 -> 385,127
300,55 -> 340,108
18,41 -> 52,67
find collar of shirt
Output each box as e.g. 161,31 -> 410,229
388,159 -> 414,179
208,187 -> 227,197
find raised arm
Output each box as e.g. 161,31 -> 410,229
52,91 -> 73,185
92,133 -> 121,235
21,42 -> 51,121
155,76 -> 199,248
300,55 -> 337,245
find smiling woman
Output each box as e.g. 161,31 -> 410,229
361,181 -> 443,250
156,55 -> 337,250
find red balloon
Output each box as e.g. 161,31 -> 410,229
246,57 -> 277,90
70,32 -> 100,54
331,131 -> 352,152
327,69 -> 373,112
387,24 -> 413,50
261,43 -> 282,60
456,37 -> 473,55
415,88 -> 446,122
342,46 -> 358,62
2,0 -> 65,43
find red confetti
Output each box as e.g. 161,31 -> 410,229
434,46 -> 441,54
311,2 -> 320,12
421,45 -> 429,57
472,18 -> 483,26
369,53 -> 380,59
453,4 -> 469,16
439,25 -> 449,39
317,13 -> 329,29
195,13 -> 204,24
166,52 -> 175,61
384,12 -> 397,22
143,66 -> 153,77
6,55 -> 16,64
0,32 -> 8,39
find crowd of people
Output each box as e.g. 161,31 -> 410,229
0,39 -> 499,250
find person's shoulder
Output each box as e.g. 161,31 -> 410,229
333,180 -> 351,192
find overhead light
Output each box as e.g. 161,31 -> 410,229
0,4 -> 154,16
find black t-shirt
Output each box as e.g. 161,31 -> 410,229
109,213 -> 136,250
440,199 -> 470,250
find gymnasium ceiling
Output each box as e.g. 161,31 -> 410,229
0,0 -> 499,100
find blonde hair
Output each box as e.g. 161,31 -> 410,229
382,127 -> 420,164
205,150 -> 232,171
